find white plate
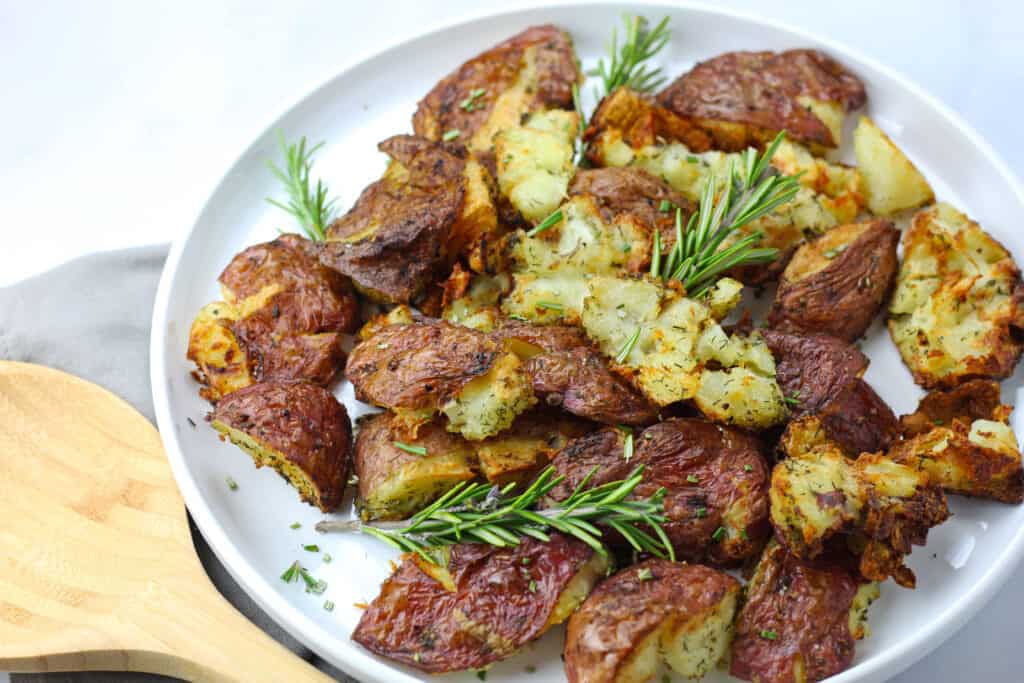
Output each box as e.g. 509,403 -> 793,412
150,3 -> 1024,682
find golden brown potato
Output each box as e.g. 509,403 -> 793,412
210,380 -> 351,511
413,25 -> 580,156
187,235 -> 358,402
899,379 -> 1009,437
770,443 -> 949,587
353,412 -> 478,521
768,220 -> 900,342
319,135 -> 497,303
889,381 -> 1023,503
889,203 -> 1024,388
489,318 -> 590,352
475,410 -> 592,487
731,542 -> 879,683
345,321 -> 535,440
352,534 -> 609,674
583,87 -> 715,161
564,560 -> 741,683
656,49 -> 866,151
526,347 -> 659,426
548,419 -> 771,566
568,166 -> 695,254
854,116 -> 934,215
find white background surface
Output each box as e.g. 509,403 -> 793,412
1,1 -> 1021,681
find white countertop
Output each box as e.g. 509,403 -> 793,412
2,1 -> 1021,681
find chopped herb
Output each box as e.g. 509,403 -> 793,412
459,88 -> 487,111
744,464 -> 753,472
658,199 -> 672,213
933,418 -> 944,425
280,560 -> 301,583
303,544 -> 320,553
527,209 -> 564,237
299,567 -> 327,594
686,474 -> 699,484
442,129 -> 461,141
508,314 -> 529,322
476,671 -> 488,681
637,567 -> 654,581
712,526 -> 726,541
522,557 -> 532,565
740,529 -> 749,540
290,522 -> 302,530
784,392 -> 801,407
695,506 -> 707,518
528,579 -> 537,593
824,244 -> 848,259
662,676 -> 672,683
323,600 -> 335,611
393,441 -> 428,456
525,665 -> 537,673
186,417 -> 197,428
616,327 -> 642,364
760,629 -> 778,640
622,243 -> 632,252
323,553 -> 333,563
686,154 -> 700,164
225,476 -> 238,491
536,301 -> 564,311
622,427 -> 635,462
650,228 -> 662,277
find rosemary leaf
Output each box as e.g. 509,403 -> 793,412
266,133 -> 336,241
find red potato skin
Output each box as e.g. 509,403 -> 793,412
564,560 -> 741,683
768,220 -> 900,343
210,379 -> 352,510
731,543 -> 867,683
319,136 -> 467,305
526,347 -> 659,426
345,321 -> 500,413
899,379 -> 1009,437
219,234 -> 360,334
352,534 -> 594,673
657,49 -> 866,150
547,419 -> 770,565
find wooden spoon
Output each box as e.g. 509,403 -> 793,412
0,361 -> 333,682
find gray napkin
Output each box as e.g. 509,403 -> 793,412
1,246 -> 354,683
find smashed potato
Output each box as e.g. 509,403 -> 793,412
352,534 -> 608,673
769,220 -> 900,342
770,443 -> 949,587
353,412 -> 478,521
320,135 -> 497,303
889,203 -> 1024,388
474,410 -> 592,487
656,49 -> 867,150
210,380 -> 351,511
502,195 -> 650,323
413,25 -> 580,156
188,235 -> 358,402
548,420 -> 771,565
495,109 -> 578,222
564,561 -> 741,683
345,321 -> 535,439
731,542 -> 879,683
581,276 -> 787,428
854,116 -> 934,215
889,381 -> 1023,503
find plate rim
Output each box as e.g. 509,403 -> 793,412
150,2 -> 1024,682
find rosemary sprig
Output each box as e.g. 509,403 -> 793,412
654,132 -> 801,298
590,15 -> 671,95
316,465 -> 674,564
266,133 -> 336,242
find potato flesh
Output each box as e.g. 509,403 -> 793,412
889,203 -> 1022,387
854,115 -> 933,215
662,589 -> 737,679
441,351 -> 537,440
580,275 -> 787,428
496,110 -> 578,222
502,195 -> 649,323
